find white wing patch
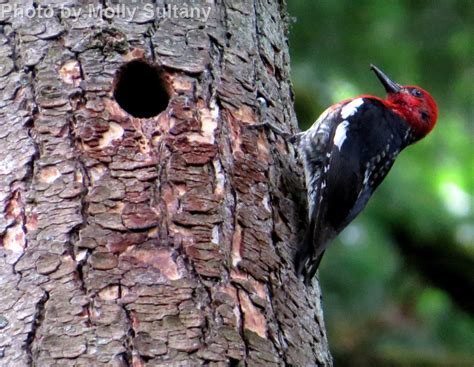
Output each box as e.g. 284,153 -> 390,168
333,120 -> 349,150
341,98 -> 364,119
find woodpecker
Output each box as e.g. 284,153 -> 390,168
295,64 -> 438,284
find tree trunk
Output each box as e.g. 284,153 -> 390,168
0,1 -> 331,366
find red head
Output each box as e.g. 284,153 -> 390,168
370,64 -> 438,141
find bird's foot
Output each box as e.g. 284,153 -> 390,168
245,121 -> 297,142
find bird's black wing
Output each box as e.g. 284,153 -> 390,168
294,105 -> 343,281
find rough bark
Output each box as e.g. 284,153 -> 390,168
0,1 -> 331,366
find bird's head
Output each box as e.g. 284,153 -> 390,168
370,64 -> 438,141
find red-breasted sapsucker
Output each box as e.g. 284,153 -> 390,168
295,64 -> 438,284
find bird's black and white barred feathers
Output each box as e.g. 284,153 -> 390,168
295,97 -> 413,284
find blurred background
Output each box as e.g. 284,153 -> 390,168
287,1 -> 473,366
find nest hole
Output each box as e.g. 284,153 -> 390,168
113,60 -> 169,118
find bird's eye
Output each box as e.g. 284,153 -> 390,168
411,88 -> 422,97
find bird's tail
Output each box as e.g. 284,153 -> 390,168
295,249 -> 325,286
295,218 -> 326,285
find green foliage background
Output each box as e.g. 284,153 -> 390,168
287,1 -> 473,366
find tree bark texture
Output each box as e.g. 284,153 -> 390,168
0,1 -> 331,366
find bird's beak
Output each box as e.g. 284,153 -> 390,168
370,64 -> 401,93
